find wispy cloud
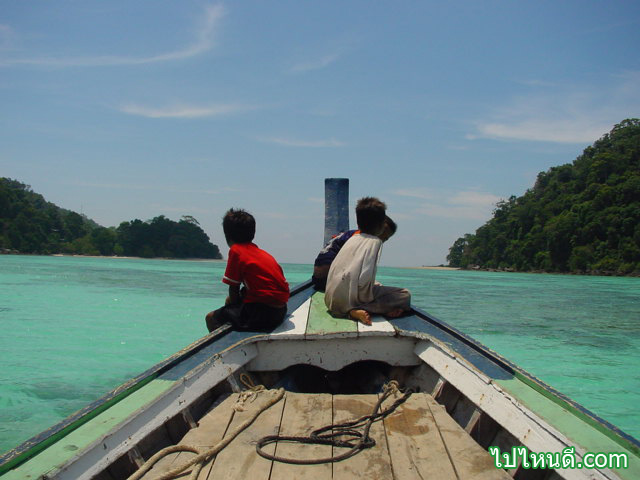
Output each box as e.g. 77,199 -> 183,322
261,211 -> 289,219
1,4 -> 224,67
581,19 -> 640,35
516,79 -> 558,88
469,120 -> 610,144
469,72 -> 640,144
449,191 -> 501,208
0,24 -> 13,49
71,181 -> 228,195
149,205 -> 211,215
391,188 -> 435,201
393,188 -> 500,221
119,102 -> 250,119
258,136 -> 346,148
290,53 -> 341,73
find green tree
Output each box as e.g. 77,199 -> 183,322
91,227 -> 117,256
447,119 -> 640,275
0,177 -> 222,259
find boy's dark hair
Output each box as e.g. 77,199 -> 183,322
223,208 -> 255,243
355,197 -> 387,234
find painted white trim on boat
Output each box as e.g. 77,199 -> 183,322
248,336 -> 421,372
357,315 -> 396,336
269,297 -> 312,339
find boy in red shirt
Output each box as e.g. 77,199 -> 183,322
205,209 -> 289,332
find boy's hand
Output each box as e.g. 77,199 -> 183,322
228,284 -> 241,305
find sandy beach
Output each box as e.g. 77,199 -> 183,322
50,253 -> 224,262
403,266 -> 460,271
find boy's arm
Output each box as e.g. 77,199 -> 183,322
358,239 -> 382,288
222,246 -> 243,305
227,284 -> 241,305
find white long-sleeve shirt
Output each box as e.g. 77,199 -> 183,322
324,233 -> 382,316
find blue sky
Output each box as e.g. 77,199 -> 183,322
1,1 -> 639,266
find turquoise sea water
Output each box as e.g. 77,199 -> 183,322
1,255 -> 639,455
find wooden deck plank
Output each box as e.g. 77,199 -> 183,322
332,394 -> 394,480
425,395 -> 511,479
181,394 -> 237,447
269,297 -> 311,339
207,389 -> 286,480
142,394 -> 238,480
137,450 -> 184,480
269,392 -> 333,480
306,292 -> 358,339
138,391 -> 511,480
382,392 -> 458,479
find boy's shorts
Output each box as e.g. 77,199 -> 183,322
208,302 -> 287,332
311,275 -> 327,292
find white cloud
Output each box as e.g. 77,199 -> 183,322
261,211 -> 289,219
393,188 -> 500,221
391,188 -> 436,200
414,201 -> 496,221
258,136 -> 346,148
516,79 -> 558,88
119,102 -> 249,119
0,25 -> 13,48
1,4 -> 224,67
151,206 -> 211,215
71,182 -> 224,195
290,53 -> 340,73
470,120 -> 611,144
469,72 -> 640,144
449,191 -> 501,208
447,144 -> 471,151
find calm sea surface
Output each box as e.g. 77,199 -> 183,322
1,255 -> 638,454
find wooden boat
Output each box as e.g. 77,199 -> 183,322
1,179 -> 638,480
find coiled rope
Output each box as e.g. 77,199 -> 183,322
127,379 -> 411,479
255,380 -> 413,465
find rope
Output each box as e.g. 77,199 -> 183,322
234,373 -> 266,412
126,386 -> 285,480
255,381 -> 412,465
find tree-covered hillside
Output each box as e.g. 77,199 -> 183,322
0,178 -> 222,259
447,119 -> 640,275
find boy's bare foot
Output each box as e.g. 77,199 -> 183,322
385,308 -> 405,319
349,309 -> 372,326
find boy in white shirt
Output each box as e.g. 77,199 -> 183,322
324,197 -> 411,325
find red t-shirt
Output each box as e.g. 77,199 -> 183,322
222,242 -> 290,305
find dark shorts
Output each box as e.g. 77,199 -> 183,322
207,302 -> 287,333
311,275 -> 327,292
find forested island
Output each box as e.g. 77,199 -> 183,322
447,119 -> 640,276
0,178 -> 222,259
